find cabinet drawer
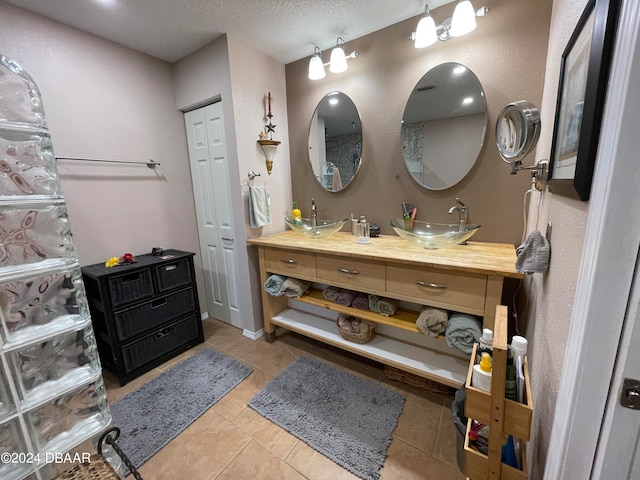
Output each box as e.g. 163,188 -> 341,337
154,258 -> 193,293
264,248 -> 316,278
107,268 -> 154,308
386,264 -> 486,311
113,287 -> 196,341
316,254 -> 385,291
121,315 -> 200,373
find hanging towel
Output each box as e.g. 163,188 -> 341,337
249,185 -> 271,228
322,286 -> 341,302
416,307 -> 449,337
351,293 -> 370,310
264,274 -> 286,297
516,230 -> 550,273
368,294 -> 381,313
332,166 -> 343,191
280,278 -> 310,298
445,313 -> 482,354
378,298 -> 399,317
335,289 -> 357,307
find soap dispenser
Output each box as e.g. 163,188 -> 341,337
472,352 -> 492,392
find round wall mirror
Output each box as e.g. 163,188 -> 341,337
401,63 -> 487,190
308,91 -> 362,192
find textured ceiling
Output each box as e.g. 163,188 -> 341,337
5,0 -> 458,64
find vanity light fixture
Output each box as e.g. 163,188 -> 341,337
308,37 -> 359,80
308,46 -> 326,80
450,0 -> 477,37
329,37 -> 348,73
410,1 -> 488,48
414,5 -> 438,48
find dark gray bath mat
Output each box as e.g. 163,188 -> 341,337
249,356 -> 405,480
109,348 -> 252,469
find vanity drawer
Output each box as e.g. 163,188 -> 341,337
386,264 -> 486,311
264,248 -> 316,278
316,254 -> 385,291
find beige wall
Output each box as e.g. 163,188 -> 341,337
0,2 -> 206,311
227,35 -> 292,332
172,34 -> 291,333
525,0 -> 591,477
285,0 -> 553,246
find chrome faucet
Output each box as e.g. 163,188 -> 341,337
311,198 -> 317,228
448,197 -> 469,244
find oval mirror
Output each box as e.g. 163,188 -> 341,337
401,63 -> 487,190
308,91 -> 362,192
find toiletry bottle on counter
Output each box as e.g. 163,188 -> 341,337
291,202 -> 302,224
472,352 -> 492,392
356,215 -> 370,244
476,328 -> 493,362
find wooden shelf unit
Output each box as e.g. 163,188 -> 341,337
463,305 -> 533,480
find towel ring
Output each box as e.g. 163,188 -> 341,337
248,170 -> 261,185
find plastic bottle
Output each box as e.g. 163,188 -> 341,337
356,215 -> 370,244
511,335 -> 528,364
472,352 -> 492,392
476,328 -> 493,362
505,349 -> 517,401
291,202 -> 302,225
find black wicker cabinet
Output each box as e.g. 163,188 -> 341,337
81,250 -> 204,385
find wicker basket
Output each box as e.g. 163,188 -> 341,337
55,455 -> 120,480
337,317 -> 375,344
383,365 -> 456,396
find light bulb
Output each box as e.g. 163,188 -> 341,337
308,53 -> 325,80
451,0 -> 477,37
414,15 -> 438,48
329,38 -> 348,73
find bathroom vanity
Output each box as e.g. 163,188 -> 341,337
248,231 -> 522,387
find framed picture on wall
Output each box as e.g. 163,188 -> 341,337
548,0 -> 621,201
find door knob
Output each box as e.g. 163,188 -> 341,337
620,378 -> 640,410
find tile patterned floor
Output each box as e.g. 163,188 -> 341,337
102,319 -> 466,480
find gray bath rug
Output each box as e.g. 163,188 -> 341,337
249,356 -> 405,480
109,348 -> 252,469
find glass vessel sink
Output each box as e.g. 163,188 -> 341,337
390,218 -> 481,249
285,216 -> 348,238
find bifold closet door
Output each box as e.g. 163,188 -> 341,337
184,102 -> 241,327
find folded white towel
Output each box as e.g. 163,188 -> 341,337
249,185 -> 271,228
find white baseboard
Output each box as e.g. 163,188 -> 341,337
243,328 -> 264,340
201,312 -> 209,321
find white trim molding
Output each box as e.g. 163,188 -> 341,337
201,311 -> 209,321
243,328 -> 265,341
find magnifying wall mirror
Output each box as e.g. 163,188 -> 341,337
308,91 -> 362,192
401,62 -> 487,190
495,100 -> 548,191
496,101 -> 540,164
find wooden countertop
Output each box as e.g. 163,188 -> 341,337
248,231 -> 523,278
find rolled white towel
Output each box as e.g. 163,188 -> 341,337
416,307 -> 449,337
